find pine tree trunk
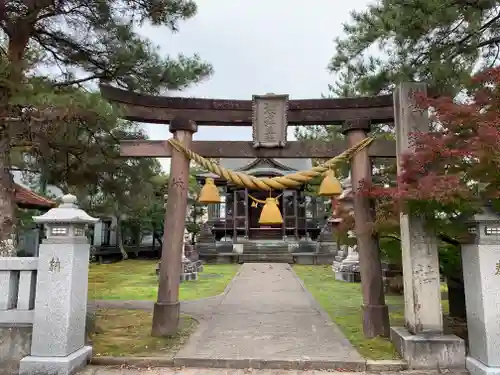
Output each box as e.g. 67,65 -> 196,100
0,23 -> 33,257
116,217 -> 128,260
0,130 -> 16,257
447,275 -> 466,318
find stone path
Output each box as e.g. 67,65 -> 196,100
79,367 -> 331,375
79,366 -> 410,375
175,263 -> 362,365
88,263 -> 365,370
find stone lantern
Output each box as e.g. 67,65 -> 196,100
462,206 -> 500,375
34,194 -> 98,240
19,194 -> 98,375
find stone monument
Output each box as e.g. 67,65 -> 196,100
194,222 -> 217,261
333,242 -> 361,283
391,82 -> 465,369
316,222 -> 338,254
180,234 -> 203,281
332,244 -> 348,280
157,235 -> 203,279
19,194 -> 98,375
462,207 -> 500,375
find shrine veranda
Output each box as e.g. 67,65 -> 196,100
99,82 -> 467,369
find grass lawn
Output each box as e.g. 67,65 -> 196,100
294,265 -> 450,360
91,309 -> 197,357
88,260 -> 239,301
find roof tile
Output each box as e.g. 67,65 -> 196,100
14,184 -> 56,208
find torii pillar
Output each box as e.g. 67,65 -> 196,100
343,119 -> 390,338
152,117 -> 197,336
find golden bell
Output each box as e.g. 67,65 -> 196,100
259,198 -> 283,225
318,170 -> 342,197
198,178 -> 220,204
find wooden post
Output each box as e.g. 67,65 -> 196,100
294,191 -> 299,239
233,190 -> 238,242
343,119 -> 390,338
282,191 -> 287,240
244,188 -> 249,239
152,117 -> 197,336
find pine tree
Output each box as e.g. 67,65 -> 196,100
329,0 -> 500,96
0,1 -> 213,254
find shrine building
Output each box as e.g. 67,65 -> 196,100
195,157 -> 339,264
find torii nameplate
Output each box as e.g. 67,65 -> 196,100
252,93 -> 288,148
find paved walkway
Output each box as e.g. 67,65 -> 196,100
175,263 -> 362,364
82,366 -> 427,375
80,366 -> 411,375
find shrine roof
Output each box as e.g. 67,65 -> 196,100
196,158 -> 313,180
15,183 -> 56,209
221,158 -> 312,171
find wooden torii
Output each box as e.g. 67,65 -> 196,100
99,82 -> 445,356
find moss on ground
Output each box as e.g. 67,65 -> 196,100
294,265 -> 452,360
88,260 -> 239,301
91,309 -> 197,357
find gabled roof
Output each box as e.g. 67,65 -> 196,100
197,158 -> 313,180
220,158 -> 312,173
14,184 -> 56,209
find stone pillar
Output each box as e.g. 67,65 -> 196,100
317,221 -> 337,252
152,117 -> 197,336
342,119 -> 390,338
462,208 -> 500,375
19,194 -> 98,375
195,222 -> 216,260
391,82 -> 465,369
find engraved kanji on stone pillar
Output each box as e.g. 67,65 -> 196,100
252,93 -> 288,148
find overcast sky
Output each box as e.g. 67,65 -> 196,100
138,0 -> 373,170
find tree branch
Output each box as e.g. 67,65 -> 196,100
476,36 -> 500,49
52,75 -> 101,88
438,233 -> 461,246
379,234 -> 401,241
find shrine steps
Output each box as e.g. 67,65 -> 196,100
199,240 -> 334,264
236,240 -> 294,263
237,252 -> 294,263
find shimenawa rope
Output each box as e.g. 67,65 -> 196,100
249,193 -> 283,205
167,137 -> 374,191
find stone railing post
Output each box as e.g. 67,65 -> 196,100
19,194 -> 98,375
462,207 -> 500,375
392,82 -> 465,369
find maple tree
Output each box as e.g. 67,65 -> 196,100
367,67 -> 500,234
331,67 -> 500,318
333,67 -> 500,242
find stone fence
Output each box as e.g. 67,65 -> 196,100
0,194 -> 97,375
0,257 -> 38,325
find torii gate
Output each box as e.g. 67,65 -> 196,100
99,82 -> 459,368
